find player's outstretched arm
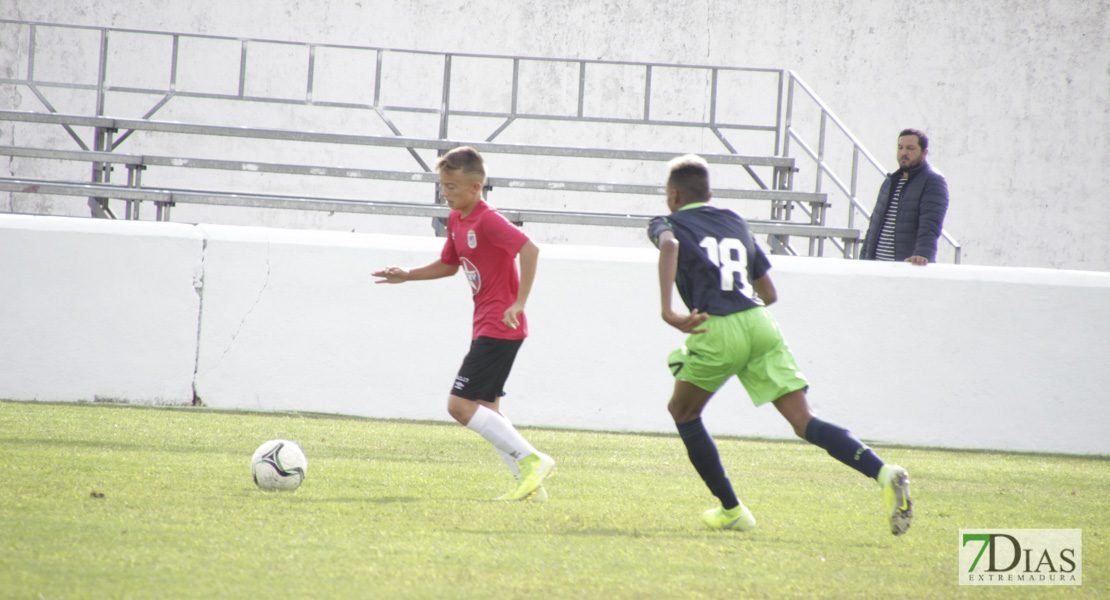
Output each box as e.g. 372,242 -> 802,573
656,231 -> 709,334
503,240 -> 538,330
373,260 -> 459,284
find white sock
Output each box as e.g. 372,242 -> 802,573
466,405 -> 536,465
494,413 -> 521,478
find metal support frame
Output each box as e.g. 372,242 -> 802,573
0,176 -> 860,247
0,139 -> 819,203
1,19 -> 882,258
89,126 -> 116,218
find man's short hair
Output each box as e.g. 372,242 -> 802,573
899,128 -> 929,151
436,146 -> 486,182
667,154 -> 711,202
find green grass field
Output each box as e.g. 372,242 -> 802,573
2,401 -> 1106,599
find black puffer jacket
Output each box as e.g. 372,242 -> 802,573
860,162 -> 949,262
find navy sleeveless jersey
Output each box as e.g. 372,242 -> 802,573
648,204 -> 771,316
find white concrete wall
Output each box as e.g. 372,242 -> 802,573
0,214 -> 203,402
3,213 -> 1109,455
1,0 -> 1108,272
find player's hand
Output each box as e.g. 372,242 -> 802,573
503,302 -> 524,330
663,308 -> 710,334
904,255 -> 929,266
372,266 -> 410,283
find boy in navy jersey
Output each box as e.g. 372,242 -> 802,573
649,155 -> 912,535
373,147 -> 554,502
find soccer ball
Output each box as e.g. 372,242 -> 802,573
250,439 -> 307,491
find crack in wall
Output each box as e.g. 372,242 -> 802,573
214,238 -> 273,366
706,0 -> 712,61
192,237 -> 273,402
190,236 -> 207,405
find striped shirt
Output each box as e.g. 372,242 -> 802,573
874,177 -> 908,261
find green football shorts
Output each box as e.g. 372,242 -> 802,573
667,307 -> 809,406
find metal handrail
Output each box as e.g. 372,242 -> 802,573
783,72 -> 962,263
0,19 -> 783,135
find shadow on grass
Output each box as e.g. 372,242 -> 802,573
1,436 -> 261,458
285,495 -> 420,505
10,400 -> 1106,461
451,526 -> 895,550
3,436 -> 472,469
2,436 -> 154,451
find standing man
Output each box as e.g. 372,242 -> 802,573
373,146 -> 555,502
650,154 -> 912,535
860,128 -> 949,265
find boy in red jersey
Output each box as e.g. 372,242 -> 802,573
373,146 -> 555,501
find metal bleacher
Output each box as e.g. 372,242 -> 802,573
0,20 -> 961,260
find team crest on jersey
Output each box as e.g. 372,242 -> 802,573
467,230 -> 477,249
460,257 -> 480,295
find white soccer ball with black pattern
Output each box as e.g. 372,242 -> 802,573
250,439 -> 307,491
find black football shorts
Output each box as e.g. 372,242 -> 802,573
451,336 -> 524,402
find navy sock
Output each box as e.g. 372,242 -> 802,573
805,417 -> 884,480
676,418 -> 739,510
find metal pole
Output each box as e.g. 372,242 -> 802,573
773,70 -> 784,157
89,28 -> 111,218
170,35 -> 179,93
816,111 -> 826,195
238,40 -> 247,98
374,50 -> 383,107
432,54 -> 453,236
577,61 -> 586,118
439,54 -> 451,141
511,58 -> 519,115
782,74 -> 794,159
848,146 -> 859,230
709,68 -> 718,126
306,45 -> 316,103
809,112 -> 828,256
27,24 -> 36,81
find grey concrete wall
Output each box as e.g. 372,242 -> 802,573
1,0 -> 1108,271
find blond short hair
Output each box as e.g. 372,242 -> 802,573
667,154 -> 711,202
436,146 -> 486,183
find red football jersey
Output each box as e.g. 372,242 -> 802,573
440,200 -> 530,340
